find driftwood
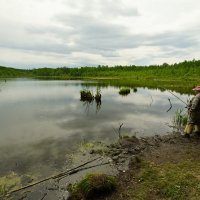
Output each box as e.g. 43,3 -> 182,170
5,156 -> 103,196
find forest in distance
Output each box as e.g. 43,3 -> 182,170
0,59 -> 200,80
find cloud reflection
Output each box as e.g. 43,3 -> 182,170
0,80 -> 189,177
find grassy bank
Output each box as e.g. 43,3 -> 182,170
129,159 -> 200,200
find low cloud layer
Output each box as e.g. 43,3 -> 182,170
0,0 -> 200,68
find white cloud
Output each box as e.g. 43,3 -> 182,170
0,0 -> 200,68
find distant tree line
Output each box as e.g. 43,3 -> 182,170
1,59 -> 200,80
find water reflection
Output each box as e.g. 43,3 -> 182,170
0,79 -> 192,178
0,79 -> 6,92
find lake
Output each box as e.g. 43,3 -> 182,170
0,79 -> 190,177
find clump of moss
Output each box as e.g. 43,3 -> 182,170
119,88 -> 130,96
68,173 -> 117,200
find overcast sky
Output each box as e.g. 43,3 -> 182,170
0,0 -> 200,69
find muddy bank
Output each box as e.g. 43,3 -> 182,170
3,131 -> 200,200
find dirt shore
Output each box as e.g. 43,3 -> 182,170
101,132 -> 200,200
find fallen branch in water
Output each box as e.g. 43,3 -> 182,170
166,98 -> 172,112
5,156 -> 103,196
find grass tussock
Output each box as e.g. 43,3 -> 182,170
68,173 -> 117,200
80,88 -> 101,103
0,172 -> 21,196
119,88 -> 130,96
80,90 -> 94,102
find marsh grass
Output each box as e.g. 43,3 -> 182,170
172,109 -> 187,132
94,87 -> 101,102
78,139 -> 107,155
80,90 -> 94,102
0,172 -> 21,196
79,141 -> 95,152
80,88 -> 102,114
80,88 -> 102,102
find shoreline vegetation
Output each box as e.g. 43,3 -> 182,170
0,59 -> 200,80
1,59 -> 200,94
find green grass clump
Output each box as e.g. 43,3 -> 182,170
68,173 -> 117,200
119,87 -> 130,96
0,172 -> 21,196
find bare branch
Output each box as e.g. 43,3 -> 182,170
166,98 -> 172,112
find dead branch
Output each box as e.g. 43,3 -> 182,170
166,98 -> 172,112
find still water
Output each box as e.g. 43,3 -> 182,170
0,79 -> 190,177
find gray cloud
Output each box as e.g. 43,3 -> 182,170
0,0 -> 200,67
62,0 -> 140,18
25,10 -> 200,58
148,30 -> 200,48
